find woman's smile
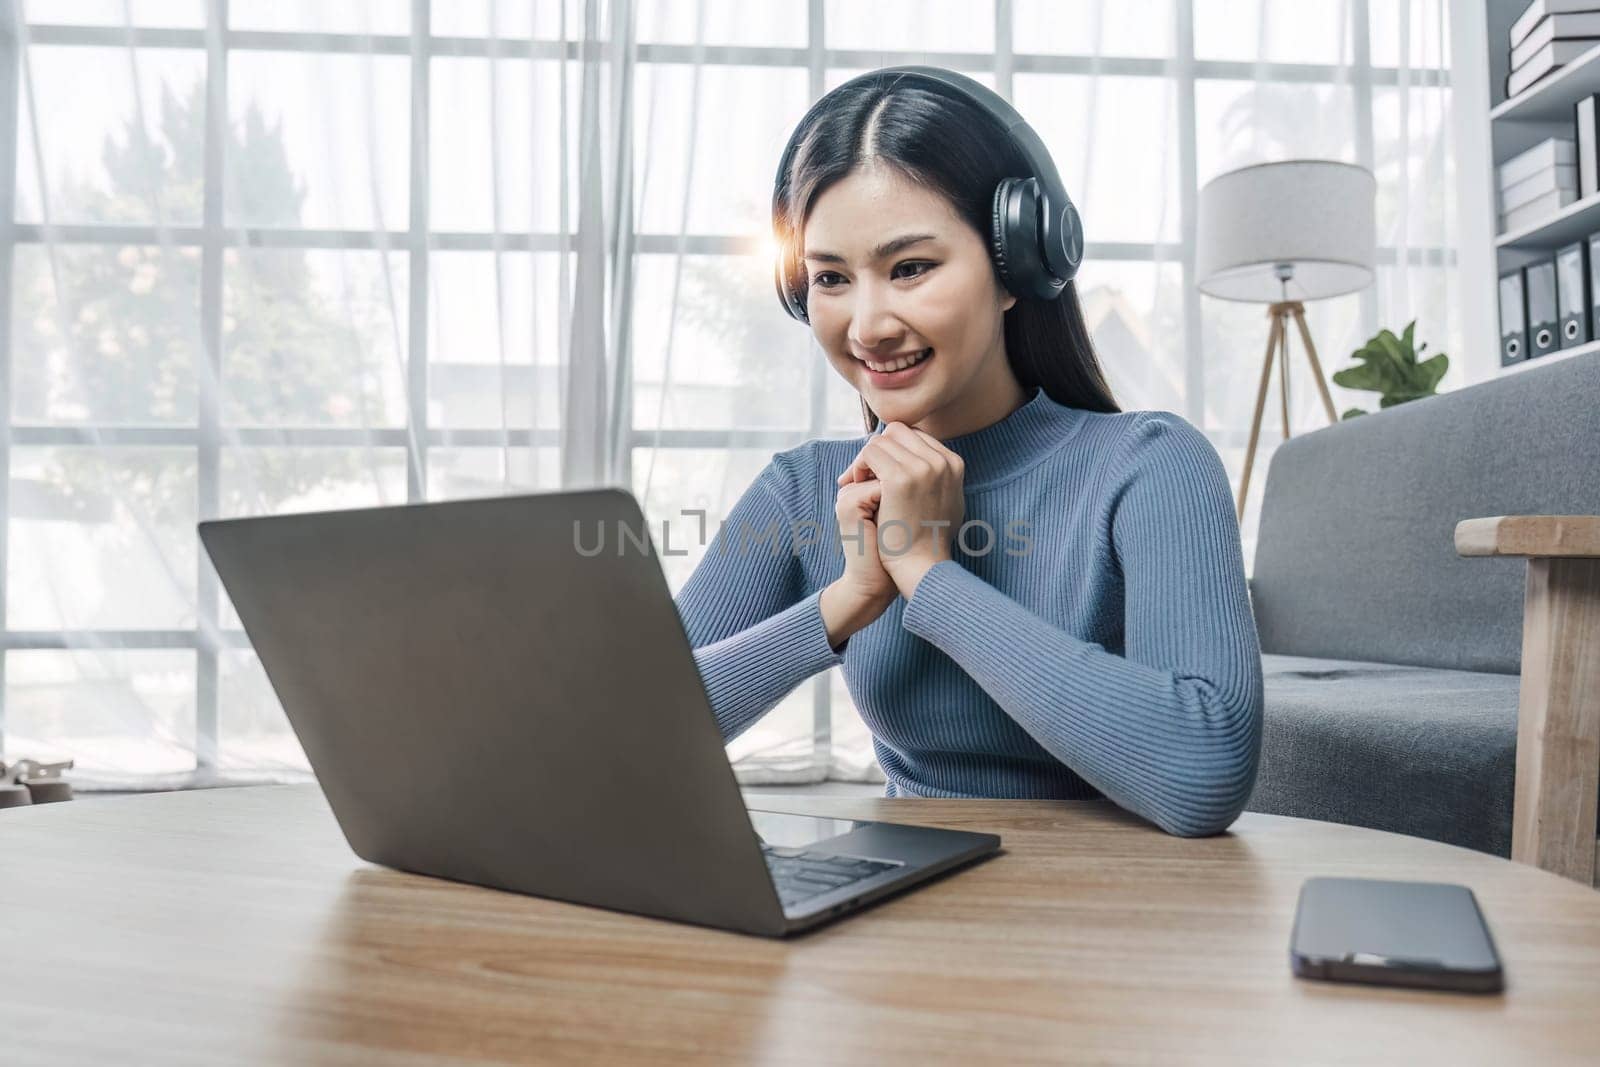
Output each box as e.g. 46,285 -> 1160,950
856,346 -> 935,387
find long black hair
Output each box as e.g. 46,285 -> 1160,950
773,72 -> 1121,432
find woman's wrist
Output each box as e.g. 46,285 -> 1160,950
882,554 -> 941,602
819,580 -> 892,653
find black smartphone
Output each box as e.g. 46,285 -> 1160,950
1290,877 -> 1504,993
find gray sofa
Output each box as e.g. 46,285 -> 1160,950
1242,348 -> 1600,860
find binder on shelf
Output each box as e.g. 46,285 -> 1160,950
1587,231 -> 1600,338
1500,269 -> 1529,366
1526,258 -> 1560,357
1556,240 -> 1592,347
1580,93 -> 1600,198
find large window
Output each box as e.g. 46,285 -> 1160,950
1,0 -> 1453,786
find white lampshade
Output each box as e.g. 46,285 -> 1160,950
1195,160 -> 1376,303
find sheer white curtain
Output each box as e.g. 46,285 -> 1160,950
0,0 -> 1453,791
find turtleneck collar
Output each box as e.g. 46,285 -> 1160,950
871,384 -> 1081,490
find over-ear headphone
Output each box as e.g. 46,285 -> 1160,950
772,65 -> 1084,325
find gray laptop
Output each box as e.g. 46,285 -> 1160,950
198,488 -> 1000,937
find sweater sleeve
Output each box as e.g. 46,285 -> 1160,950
673,449 -> 845,743
899,412 -> 1264,837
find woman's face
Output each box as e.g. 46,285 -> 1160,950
801,163 -> 1019,434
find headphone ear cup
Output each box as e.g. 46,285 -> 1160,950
990,180 -> 1015,295
992,177 -> 1050,300
1035,186 -> 1082,285
1055,197 -> 1084,283
773,240 -> 808,323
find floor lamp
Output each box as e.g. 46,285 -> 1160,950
1195,160 -> 1377,525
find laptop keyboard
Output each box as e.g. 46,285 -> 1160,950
760,844 -> 901,910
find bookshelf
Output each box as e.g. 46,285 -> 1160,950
1486,2 -> 1600,373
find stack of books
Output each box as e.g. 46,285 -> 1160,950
1499,137 -> 1578,233
1507,0 -> 1600,99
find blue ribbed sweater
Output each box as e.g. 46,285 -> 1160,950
673,384 -> 1264,837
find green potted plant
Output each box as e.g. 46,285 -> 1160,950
1332,320 -> 1449,419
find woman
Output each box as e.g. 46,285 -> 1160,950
674,67 -> 1263,837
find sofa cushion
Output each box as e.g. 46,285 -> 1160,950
1245,653 -> 1523,856
1250,349 -> 1600,674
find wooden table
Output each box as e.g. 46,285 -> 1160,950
2,785 -> 1598,1064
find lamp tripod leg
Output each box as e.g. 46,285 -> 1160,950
1279,308 -> 1291,440
1290,304 -> 1340,424
1237,311 -> 1281,525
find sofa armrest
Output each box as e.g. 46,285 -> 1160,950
1455,515 -> 1600,558
1456,515 -> 1600,885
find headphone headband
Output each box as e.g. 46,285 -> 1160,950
772,65 -> 1083,323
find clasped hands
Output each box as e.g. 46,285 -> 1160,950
832,421 -> 965,605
